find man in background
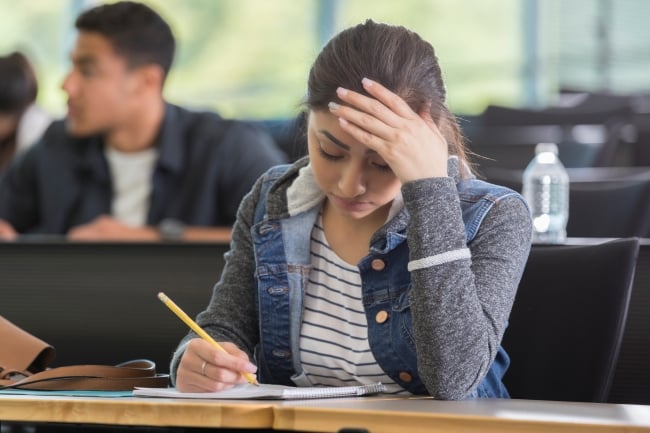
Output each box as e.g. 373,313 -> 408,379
0,1 -> 286,241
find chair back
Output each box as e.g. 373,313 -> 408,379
568,177 -> 650,237
481,103 -> 632,127
481,167 -> 650,238
469,124 -> 607,170
502,237 -> 640,402
468,104 -> 632,171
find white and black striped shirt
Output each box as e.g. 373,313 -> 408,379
299,216 -> 408,395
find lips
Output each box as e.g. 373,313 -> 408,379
66,102 -> 79,119
331,195 -> 371,212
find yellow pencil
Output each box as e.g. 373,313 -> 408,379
157,292 -> 259,386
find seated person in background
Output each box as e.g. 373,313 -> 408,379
171,20 -> 532,399
0,1 -> 286,242
0,51 -> 51,175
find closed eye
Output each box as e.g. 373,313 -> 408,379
372,161 -> 392,172
318,146 -> 343,161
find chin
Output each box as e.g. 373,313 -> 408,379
64,119 -> 97,137
336,206 -> 379,221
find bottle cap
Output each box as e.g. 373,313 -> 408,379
535,142 -> 559,155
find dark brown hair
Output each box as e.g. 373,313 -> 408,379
0,51 -> 38,113
0,51 -> 39,170
306,20 -> 470,175
76,1 -> 175,80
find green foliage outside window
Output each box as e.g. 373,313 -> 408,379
0,0 -> 528,120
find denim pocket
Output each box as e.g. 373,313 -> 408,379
393,287 -> 417,351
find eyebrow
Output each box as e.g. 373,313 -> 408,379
320,130 -> 349,150
70,53 -> 97,67
319,130 -> 378,155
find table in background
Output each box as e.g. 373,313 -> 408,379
0,241 -> 230,370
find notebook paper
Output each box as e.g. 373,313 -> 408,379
134,382 -> 386,400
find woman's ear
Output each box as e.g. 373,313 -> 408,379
418,101 -> 432,127
419,102 -> 437,130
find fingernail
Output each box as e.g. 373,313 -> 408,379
338,117 -> 349,126
328,101 -> 340,111
336,87 -> 348,97
362,77 -> 373,87
245,362 -> 258,373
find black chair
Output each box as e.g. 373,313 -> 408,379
556,90 -> 645,166
567,177 -> 650,238
468,123 -> 609,170
481,167 -> 650,238
467,103 -> 632,173
502,237 -> 640,402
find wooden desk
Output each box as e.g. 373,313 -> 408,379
276,397 -> 650,433
0,394 -> 275,430
1,394 -> 650,432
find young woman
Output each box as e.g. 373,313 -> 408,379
172,20 -> 532,400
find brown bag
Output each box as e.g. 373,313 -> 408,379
0,315 -> 169,391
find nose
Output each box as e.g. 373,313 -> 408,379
338,162 -> 366,198
61,70 -> 76,96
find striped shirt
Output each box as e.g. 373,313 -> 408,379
299,216 -> 409,395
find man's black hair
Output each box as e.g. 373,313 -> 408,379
76,1 -> 175,79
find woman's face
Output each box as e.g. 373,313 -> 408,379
307,110 -> 402,221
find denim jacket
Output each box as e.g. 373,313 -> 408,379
248,157 -> 529,398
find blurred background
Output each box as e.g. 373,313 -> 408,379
2,0 -> 649,120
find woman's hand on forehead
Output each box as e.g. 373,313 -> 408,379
328,77 -> 448,183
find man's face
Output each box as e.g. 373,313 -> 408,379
61,31 -> 140,137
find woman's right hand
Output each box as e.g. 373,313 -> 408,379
175,338 -> 258,392
330,78 -> 449,183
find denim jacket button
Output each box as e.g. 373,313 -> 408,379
399,371 -> 413,383
271,349 -> 291,358
371,259 -> 385,271
375,310 -> 389,323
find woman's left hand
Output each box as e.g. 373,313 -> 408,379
329,77 -> 449,183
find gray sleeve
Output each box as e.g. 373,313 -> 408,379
169,175 -> 264,384
402,177 -> 532,400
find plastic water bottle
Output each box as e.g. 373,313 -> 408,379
522,142 -> 569,244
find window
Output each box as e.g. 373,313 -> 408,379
2,0 -> 647,120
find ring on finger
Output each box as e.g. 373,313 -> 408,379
200,360 -> 207,376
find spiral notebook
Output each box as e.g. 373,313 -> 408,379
134,382 -> 386,400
